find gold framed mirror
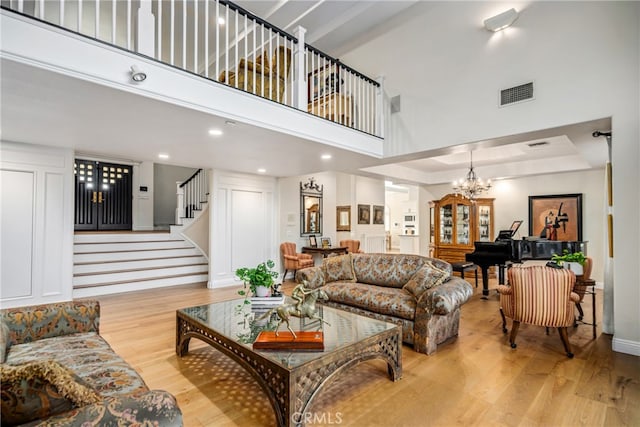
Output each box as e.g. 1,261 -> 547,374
336,205 -> 351,231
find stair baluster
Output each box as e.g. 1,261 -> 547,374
176,169 -> 208,225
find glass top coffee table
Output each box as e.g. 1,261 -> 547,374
176,299 -> 402,427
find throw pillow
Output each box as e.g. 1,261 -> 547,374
403,263 -> 449,298
323,254 -> 356,283
0,360 -> 101,426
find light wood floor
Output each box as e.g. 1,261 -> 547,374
96,279 -> 639,427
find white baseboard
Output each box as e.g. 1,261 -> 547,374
612,337 -> 640,356
208,278 -> 238,289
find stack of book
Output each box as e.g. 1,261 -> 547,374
250,294 -> 285,310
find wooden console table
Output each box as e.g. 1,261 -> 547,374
308,93 -> 352,126
302,246 -> 348,258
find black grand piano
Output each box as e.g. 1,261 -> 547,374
466,221 -> 586,298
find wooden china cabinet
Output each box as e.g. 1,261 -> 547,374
431,194 -> 494,264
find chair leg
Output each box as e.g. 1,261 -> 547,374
557,327 -> 574,358
500,308 -> 507,333
575,302 -> 584,321
283,269 -> 289,280
509,321 -> 520,348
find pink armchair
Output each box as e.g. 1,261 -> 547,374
497,265 -> 580,358
339,239 -> 363,254
280,242 -> 314,280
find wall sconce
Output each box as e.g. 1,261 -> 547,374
130,65 -> 147,82
484,8 -> 519,32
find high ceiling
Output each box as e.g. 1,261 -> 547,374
1,1 -> 611,185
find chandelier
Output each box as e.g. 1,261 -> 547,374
452,152 -> 491,199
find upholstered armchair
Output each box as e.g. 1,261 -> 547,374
339,239 -> 363,254
497,265 -> 580,358
280,242 -> 314,279
218,46 -> 292,103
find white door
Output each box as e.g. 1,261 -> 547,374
231,190 -> 265,272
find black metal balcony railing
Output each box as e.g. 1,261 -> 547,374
1,0 -> 382,137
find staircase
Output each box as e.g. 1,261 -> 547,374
73,168 -> 210,298
72,231 -> 209,298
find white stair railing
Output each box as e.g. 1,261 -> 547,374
2,0 -> 383,136
175,168 -> 208,225
305,45 -> 381,136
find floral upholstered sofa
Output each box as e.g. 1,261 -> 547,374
0,300 -> 183,426
296,253 -> 473,354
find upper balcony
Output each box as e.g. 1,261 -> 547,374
1,0 -> 385,165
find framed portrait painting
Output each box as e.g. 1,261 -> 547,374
373,205 -> 384,225
357,204 -> 370,224
528,194 -> 582,241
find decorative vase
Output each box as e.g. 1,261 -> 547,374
563,262 -> 583,276
254,285 -> 270,297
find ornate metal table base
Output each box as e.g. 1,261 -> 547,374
176,310 -> 402,427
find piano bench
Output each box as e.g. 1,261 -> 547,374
451,262 -> 478,288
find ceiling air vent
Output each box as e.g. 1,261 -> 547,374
500,82 -> 534,106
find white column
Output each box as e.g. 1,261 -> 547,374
137,0 -> 155,57
292,26 -> 308,110
376,75 -> 385,138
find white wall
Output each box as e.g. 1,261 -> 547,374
0,142 -> 74,308
352,175 -> 386,244
343,1 -> 639,355
132,161 -> 154,231
209,170 -> 278,288
278,172 -> 337,263
278,172 -> 385,261
153,163 -> 198,228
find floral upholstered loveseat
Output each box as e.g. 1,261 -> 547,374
296,253 -> 473,354
0,300 -> 183,426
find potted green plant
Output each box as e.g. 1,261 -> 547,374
551,250 -> 586,275
236,260 -> 279,303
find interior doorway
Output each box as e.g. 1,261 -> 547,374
74,159 -> 132,231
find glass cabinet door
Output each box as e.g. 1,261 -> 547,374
430,207 -> 435,243
456,204 -> 470,245
477,205 -> 492,241
440,204 -> 453,244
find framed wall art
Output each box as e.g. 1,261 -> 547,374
357,204 -> 370,224
373,205 -> 384,225
528,193 -> 583,241
336,205 -> 351,231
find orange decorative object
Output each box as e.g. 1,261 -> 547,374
253,331 -> 324,351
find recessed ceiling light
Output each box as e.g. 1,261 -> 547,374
257,168 -> 266,173
225,120 -> 236,126
158,153 -> 169,159
321,154 -> 332,160
208,129 -> 223,136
